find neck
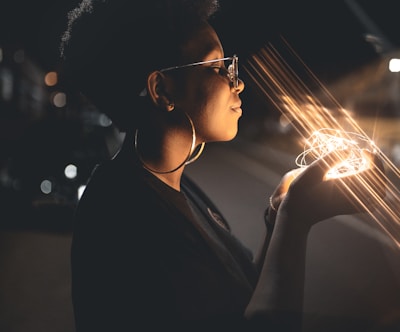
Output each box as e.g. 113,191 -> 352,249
130,129 -> 188,191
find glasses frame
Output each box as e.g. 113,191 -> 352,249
159,55 -> 239,89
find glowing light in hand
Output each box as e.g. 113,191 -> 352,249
295,128 -> 376,179
245,43 -> 400,248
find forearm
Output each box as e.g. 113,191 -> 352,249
254,207 -> 276,272
245,209 -> 311,330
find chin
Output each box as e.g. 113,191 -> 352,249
224,130 -> 238,141
209,127 -> 238,142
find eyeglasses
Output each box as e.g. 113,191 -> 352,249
159,55 -> 239,89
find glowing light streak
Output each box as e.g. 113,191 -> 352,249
244,37 -> 400,248
295,128 -> 376,179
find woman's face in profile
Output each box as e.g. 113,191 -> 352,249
173,22 -> 244,144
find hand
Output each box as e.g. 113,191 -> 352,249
275,149 -> 386,226
269,167 -> 304,213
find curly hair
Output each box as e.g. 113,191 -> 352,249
60,0 -> 219,56
59,0 -> 220,131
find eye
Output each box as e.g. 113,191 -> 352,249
210,65 -> 222,73
210,65 -> 228,77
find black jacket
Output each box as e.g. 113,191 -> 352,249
71,142 -> 260,332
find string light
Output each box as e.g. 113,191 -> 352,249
295,128 -> 376,179
245,42 -> 400,248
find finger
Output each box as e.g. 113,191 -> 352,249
280,168 -> 305,194
360,150 -> 387,198
330,153 -> 387,212
292,150 -> 351,188
363,149 -> 385,174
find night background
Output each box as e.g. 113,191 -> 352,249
2,1 -> 399,75
1,1 -> 400,331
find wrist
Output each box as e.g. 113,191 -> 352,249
275,199 -> 313,235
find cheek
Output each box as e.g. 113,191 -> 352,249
181,76 -> 237,141
196,90 -> 238,141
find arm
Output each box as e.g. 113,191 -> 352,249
253,168 -> 303,271
245,150 -> 386,331
253,206 -> 276,272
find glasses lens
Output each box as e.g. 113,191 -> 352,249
227,56 -> 238,88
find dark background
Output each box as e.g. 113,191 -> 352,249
1,0 -> 399,73
2,0 -> 400,119
1,1 -> 400,332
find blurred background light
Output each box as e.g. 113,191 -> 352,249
51,91 -> 66,108
77,185 -> 86,200
44,71 -> 58,86
388,58 -> 400,72
40,179 -> 52,194
64,164 -> 77,179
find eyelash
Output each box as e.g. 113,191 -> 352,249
210,65 -> 227,76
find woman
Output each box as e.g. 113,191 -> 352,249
59,1 -> 385,331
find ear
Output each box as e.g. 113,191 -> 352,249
146,71 -> 174,111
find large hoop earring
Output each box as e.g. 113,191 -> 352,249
134,112 -> 205,174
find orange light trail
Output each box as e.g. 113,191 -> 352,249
296,128 -> 376,180
244,38 -> 400,248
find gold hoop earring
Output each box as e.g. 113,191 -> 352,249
134,112 -> 205,174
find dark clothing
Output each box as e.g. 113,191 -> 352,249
71,141 -> 261,332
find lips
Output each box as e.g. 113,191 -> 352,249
231,104 -> 242,115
